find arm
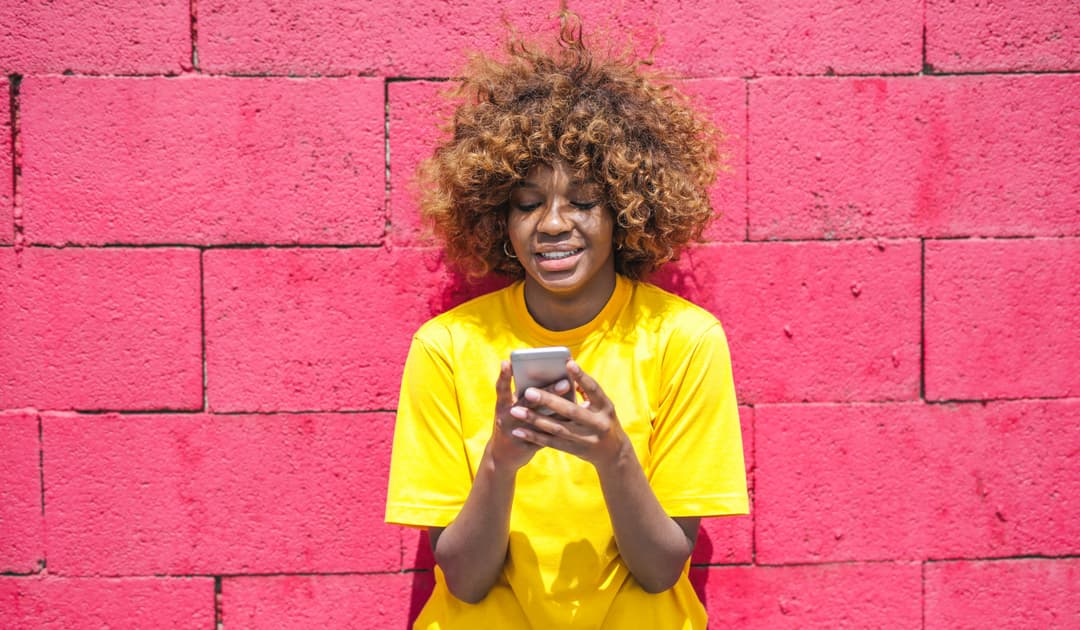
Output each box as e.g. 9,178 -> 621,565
429,361 -> 541,603
593,437 -> 700,592
509,361 -> 697,593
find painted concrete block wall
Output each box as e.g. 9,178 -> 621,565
1,1 -> 1077,627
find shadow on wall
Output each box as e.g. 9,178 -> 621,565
648,254 -> 699,299
689,527 -> 714,614
429,251 -> 513,315
408,530 -> 436,627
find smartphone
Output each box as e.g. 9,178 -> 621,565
510,346 -> 575,415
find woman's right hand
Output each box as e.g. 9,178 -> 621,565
490,360 -> 544,471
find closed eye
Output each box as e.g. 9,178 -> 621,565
514,202 -> 542,212
571,200 -> 599,210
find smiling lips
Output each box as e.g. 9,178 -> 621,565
534,247 -> 585,272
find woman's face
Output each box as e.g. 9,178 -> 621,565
507,161 -> 615,301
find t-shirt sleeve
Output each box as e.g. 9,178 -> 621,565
385,329 -> 473,528
647,321 -> 749,517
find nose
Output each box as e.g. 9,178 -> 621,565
537,198 -> 573,235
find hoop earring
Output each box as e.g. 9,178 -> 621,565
503,241 -> 517,259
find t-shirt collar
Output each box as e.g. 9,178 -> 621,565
509,274 -> 632,349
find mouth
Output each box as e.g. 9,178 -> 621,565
533,247 -> 585,272
536,248 -> 584,260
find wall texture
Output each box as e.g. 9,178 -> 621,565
1,1 -> 1078,628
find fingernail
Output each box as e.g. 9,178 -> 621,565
510,406 -> 527,419
524,388 -> 540,401
512,429 -> 527,439
554,379 -> 570,393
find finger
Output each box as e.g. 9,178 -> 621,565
510,426 -> 565,450
519,387 -> 586,425
495,360 -> 513,404
567,361 -> 613,412
511,406 -> 581,437
514,378 -> 572,409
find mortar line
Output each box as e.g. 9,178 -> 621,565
386,76 -> 452,83
920,560 -> 927,630
189,0 -> 200,72
200,249 -> 208,412
924,553 -> 1080,564
30,236 -> 1072,248
56,393 -> 1080,415
924,394 -> 1079,405
21,242 -> 388,250
16,68 -> 1080,80
384,78 -> 392,246
750,403 -> 757,564
920,238 -> 926,400
8,75 -> 21,248
37,412 -> 46,573
214,576 -> 222,630
743,78 -> 750,242
65,408 -> 399,415
28,554 -> 1080,579
921,0 -> 930,75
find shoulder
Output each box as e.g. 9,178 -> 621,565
623,281 -> 730,373
629,281 -> 723,338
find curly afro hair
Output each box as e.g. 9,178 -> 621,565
418,15 -> 724,280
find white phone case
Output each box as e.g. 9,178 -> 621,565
510,346 -> 574,414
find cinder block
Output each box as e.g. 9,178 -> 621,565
205,247 -> 504,412
572,0 -> 921,76
0,411 -> 42,572
197,1 -> 551,76
652,240 -> 921,403
690,562 -> 921,628
0,1 -> 189,74
926,238 -> 1080,400
43,412 -> 401,575
750,75 -> 1080,239
0,576 -> 213,627
224,573 -> 432,629
20,76 -> 385,245
0,248 -> 201,411
925,558 -> 1080,630
387,78 -> 747,246
1,78 -> 9,245
755,400 -> 1080,564
927,0 -> 1080,72
691,406 -> 753,565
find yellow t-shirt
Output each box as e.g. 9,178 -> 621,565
386,274 -> 748,629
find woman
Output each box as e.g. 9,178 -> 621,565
386,17 -> 748,629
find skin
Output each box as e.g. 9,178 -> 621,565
429,161 -> 699,604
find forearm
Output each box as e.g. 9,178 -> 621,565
595,439 -> 695,593
431,445 -> 518,603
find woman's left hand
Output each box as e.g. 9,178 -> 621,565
508,360 -> 629,469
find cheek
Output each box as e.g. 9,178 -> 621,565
590,214 -> 616,249
506,213 -> 532,244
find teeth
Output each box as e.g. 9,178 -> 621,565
538,249 -> 582,260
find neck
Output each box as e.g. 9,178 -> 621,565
523,272 -> 618,332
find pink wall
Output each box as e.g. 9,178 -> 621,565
2,1 -> 1078,627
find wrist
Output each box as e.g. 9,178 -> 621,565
483,440 -> 524,480
593,429 -> 636,479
